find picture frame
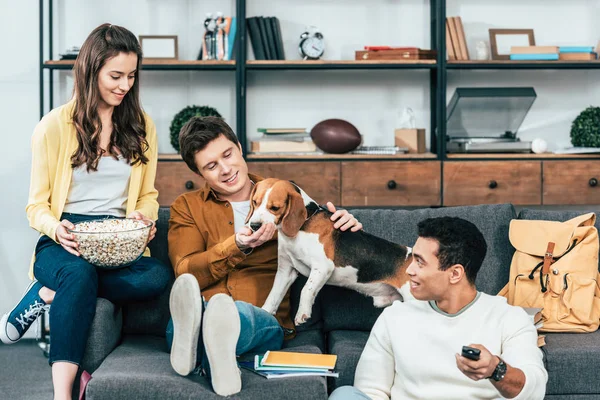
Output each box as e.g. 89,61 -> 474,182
488,29 -> 535,60
139,35 -> 179,60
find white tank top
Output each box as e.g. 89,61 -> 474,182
63,155 -> 132,217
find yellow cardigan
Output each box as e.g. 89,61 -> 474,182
26,99 -> 159,278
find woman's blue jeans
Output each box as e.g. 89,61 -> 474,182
166,300 -> 284,376
33,213 -> 171,366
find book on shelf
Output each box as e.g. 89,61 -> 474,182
446,17 -> 468,60
559,52 -> 598,61
511,46 -> 559,54
355,48 -> 436,61
257,133 -> 310,142
251,139 -> 317,153
559,46 -> 595,53
257,128 -> 308,135
509,53 -> 559,61
445,20 -> 456,60
246,16 -> 285,60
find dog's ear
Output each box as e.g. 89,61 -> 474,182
281,191 -> 307,237
245,183 -> 259,224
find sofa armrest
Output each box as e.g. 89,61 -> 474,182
80,298 -> 123,374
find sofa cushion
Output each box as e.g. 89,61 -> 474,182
327,330 -> 370,391
518,209 -> 600,271
87,335 -> 328,400
320,204 -> 516,332
544,331 -> 600,395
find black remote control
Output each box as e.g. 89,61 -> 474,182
461,346 -> 481,361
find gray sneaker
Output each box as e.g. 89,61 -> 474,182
169,274 -> 203,376
203,293 -> 241,396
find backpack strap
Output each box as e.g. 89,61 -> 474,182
542,242 -> 556,275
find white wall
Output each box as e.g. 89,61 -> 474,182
1,0 -> 599,314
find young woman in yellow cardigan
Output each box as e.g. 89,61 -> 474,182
0,24 -> 171,399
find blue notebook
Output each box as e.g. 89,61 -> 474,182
559,46 -> 594,53
510,53 -> 559,61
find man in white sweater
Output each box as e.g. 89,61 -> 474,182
329,217 -> 548,400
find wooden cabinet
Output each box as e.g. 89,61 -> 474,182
341,161 -> 441,207
157,158 -> 600,209
248,161 -> 341,205
543,161 -> 600,205
443,161 -> 542,206
155,162 -> 206,206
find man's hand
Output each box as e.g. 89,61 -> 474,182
55,219 -> 80,256
326,202 -> 363,232
236,223 -> 276,250
128,211 -> 157,242
455,344 -> 498,381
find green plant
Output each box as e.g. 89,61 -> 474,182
570,106 -> 600,148
169,105 -> 222,152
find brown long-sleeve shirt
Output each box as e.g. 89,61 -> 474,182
168,174 -> 294,335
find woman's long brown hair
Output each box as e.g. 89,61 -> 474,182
71,23 -> 149,171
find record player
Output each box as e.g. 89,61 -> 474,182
446,87 -> 536,153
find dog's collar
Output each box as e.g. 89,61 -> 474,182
305,201 -> 326,220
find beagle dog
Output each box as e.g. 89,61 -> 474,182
245,178 -> 412,325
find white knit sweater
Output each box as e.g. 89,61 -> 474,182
354,292 -> 547,400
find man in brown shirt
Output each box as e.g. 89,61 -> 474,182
166,116 -> 362,396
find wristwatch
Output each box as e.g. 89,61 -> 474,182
489,357 -> 507,382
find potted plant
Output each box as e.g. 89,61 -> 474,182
170,105 -> 222,152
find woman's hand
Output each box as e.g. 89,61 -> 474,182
326,202 -> 363,232
55,219 -> 80,256
128,211 -> 157,242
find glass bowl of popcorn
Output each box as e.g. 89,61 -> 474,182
68,218 -> 152,269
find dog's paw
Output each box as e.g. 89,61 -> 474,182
294,310 -> 311,326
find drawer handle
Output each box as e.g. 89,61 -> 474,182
488,180 -> 498,189
387,180 -> 397,190
185,180 -> 195,190
590,178 -> 598,187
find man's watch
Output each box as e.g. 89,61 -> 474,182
489,357 -> 507,382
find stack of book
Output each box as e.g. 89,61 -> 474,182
246,16 -> 285,60
446,16 -> 469,61
239,351 -> 339,379
510,46 -> 598,61
250,128 -> 317,154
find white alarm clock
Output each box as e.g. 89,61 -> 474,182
299,26 -> 324,60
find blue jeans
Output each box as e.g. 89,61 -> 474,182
33,213 -> 171,366
166,300 -> 284,376
329,386 -> 371,400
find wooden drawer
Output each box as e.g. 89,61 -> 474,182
156,161 -> 206,206
443,161 -> 541,206
248,161 -> 341,205
341,161 -> 441,206
543,161 -> 600,205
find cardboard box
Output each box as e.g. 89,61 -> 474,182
395,129 -> 426,153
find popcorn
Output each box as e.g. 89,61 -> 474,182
69,219 -> 151,268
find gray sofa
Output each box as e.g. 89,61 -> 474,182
79,204 -> 600,399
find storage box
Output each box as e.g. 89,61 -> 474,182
355,49 -> 436,61
394,129 -> 426,153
